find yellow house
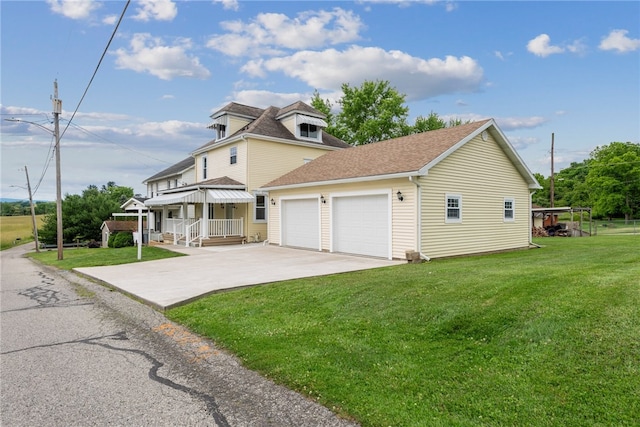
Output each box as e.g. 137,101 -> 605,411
144,101 -> 350,246
262,119 -> 541,260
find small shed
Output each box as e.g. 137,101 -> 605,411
100,220 -> 140,248
531,206 -> 592,236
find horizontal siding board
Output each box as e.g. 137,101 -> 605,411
421,133 -> 531,258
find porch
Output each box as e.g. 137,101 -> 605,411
145,187 -> 258,247
162,218 -> 246,247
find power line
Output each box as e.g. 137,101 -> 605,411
63,120 -> 174,166
60,0 -> 131,140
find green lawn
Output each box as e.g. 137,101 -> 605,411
27,245 -> 185,270
168,236 -> 640,427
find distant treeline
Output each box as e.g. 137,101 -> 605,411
1,201 -> 56,216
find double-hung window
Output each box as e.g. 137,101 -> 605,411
300,123 -> 318,139
446,194 -> 462,223
230,146 -> 237,165
202,155 -> 208,180
254,194 -> 267,222
504,198 -> 515,222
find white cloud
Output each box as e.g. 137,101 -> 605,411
213,0 -> 239,12
46,0 -> 100,20
599,29 -> 640,53
495,116 -> 548,130
132,0 -> 178,22
527,34 -> 565,57
102,14 -> 118,25
241,46 -> 483,101
507,136 -> 539,150
206,8 -> 364,57
113,33 -> 211,80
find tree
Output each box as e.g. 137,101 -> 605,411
586,142 -> 640,221
555,160 -> 591,208
532,173 -> 550,207
39,182 -> 133,244
412,112 -> 446,134
334,80 -> 409,145
310,90 -> 340,138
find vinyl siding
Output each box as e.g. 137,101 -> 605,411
420,133 -> 531,258
267,178 -> 417,260
196,141 -> 248,184
246,138 -> 335,191
227,116 -> 251,136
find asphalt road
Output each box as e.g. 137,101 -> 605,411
0,245 -> 358,427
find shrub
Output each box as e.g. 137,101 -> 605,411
108,232 -> 134,248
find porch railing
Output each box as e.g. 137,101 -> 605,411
169,218 -> 198,244
185,219 -> 202,247
208,218 -> 243,237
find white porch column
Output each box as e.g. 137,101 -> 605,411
202,202 -> 209,238
162,205 -> 168,232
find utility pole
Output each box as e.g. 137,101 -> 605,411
24,166 -> 40,253
53,80 -> 63,261
550,133 -> 555,225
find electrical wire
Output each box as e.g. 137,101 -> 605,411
59,0 -> 131,140
63,119 -> 174,166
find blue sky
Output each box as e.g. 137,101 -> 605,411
1,0 -> 639,201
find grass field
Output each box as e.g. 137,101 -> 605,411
592,219 -> 639,235
0,215 -> 44,250
27,245 -> 185,269
167,236 -> 640,427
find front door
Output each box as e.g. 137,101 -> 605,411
225,203 -> 234,219
155,211 -> 162,232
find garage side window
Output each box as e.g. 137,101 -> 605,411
446,194 -> 462,223
254,194 -> 267,222
504,197 -> 515,222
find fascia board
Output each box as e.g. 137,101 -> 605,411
261,171 -> 418,191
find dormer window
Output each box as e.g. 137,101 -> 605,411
209,116 -> 228,141
296,114 -> 327,142
300,123 -> 318,138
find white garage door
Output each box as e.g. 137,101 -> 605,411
332,194 -> 390,258
281,198 -> 320,250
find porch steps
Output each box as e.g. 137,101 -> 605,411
199,236 -> 246,246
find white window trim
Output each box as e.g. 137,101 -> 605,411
295,115 -> 323,142
504,197 -> 515,222
230,146 -> 237,165
254,192 -> 267,223
202,155 -> 208,180
445,194 -> 462,223
213,116 -> 228,141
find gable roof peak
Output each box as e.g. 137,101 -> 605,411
211,102 -> 264,119
276,101 -> 326,120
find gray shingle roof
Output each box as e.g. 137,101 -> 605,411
262,120 -> 493,188
143,157 -> 194,183
195,101 -> 350,153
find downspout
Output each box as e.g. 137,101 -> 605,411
409,176 -> 431,261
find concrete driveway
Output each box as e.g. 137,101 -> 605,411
75,244 -> 401,310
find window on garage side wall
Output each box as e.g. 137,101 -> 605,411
504,197 -> 515,222
446,194 -> 462,223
